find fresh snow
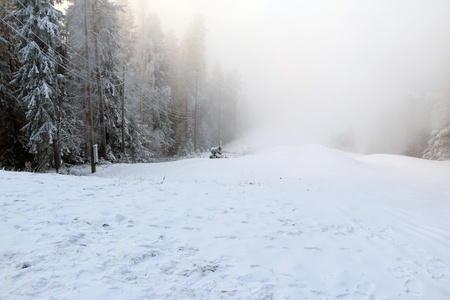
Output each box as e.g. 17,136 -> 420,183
1,144 -> 450,299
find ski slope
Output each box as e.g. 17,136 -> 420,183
1,144 -> 449,299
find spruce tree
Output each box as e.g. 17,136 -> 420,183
144,14 -> 173,156
0,0 -> 30,169
164,29 -> 186,155
92,0 -> 122,160
114,0 -> 155,162
66,0 -> 124,162
11,0 -> 64,171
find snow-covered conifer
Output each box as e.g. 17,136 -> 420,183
10,0 -> 65,171
66,0 -> 124,162
0,0 -> 31,169
134,12 -> 173,157
164,30 -> 185,155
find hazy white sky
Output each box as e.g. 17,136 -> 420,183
119,1 -> 450,153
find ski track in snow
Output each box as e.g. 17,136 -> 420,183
1,145 -> 450,299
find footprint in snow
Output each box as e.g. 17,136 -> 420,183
353,282 -> 375,299
320,223 -> 357,236
388,266 -> 415,279
424,256 -> 448,281
366,227 -> 394,242
405,279 -> 422,296
303,247 -> 322,251
425,259 -> 448,281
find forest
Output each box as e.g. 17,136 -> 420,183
0,0 -> 242,172
1,0 -> 450,173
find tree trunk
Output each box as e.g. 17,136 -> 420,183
53,138 -> 61,172
84,0 -> 96,173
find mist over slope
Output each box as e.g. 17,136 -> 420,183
134,0 -> 450,155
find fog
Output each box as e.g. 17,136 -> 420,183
133,0 -> 450,154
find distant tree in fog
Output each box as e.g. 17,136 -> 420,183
135,13 -> 173,157
205,60 -> 224,148
115,0 -> 154,162
178,15 -> 207,153
222,69 -> 242,143
423,99 -> 450,160
165,29 -> 186,155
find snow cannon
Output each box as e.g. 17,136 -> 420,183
210,146 -> 223,159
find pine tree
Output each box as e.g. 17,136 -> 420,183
114,0 -> 133,160
115,0 -> 159,162
66,0 -> 123,162
92,0 -> 123,161
56,10 -> 85,165
0,0 -> 31,169
64,0 -> 94,164
165,29 -> 190,155
11,0 -> 65,171
146,14 -> 173,155
134,12 -> 173,157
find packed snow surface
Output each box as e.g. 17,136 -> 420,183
1,144 -> 450,299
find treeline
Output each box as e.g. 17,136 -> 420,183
0,0 -> 242,172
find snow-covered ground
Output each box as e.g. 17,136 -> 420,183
1,144 -> 450,299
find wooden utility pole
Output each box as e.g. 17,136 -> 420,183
185,96 -> 188,145
234,98 -> 237,140
194,70 -> 198,152
121,65 -> 126,156
218,79 -> 221,148
84,0 -> 95,173
139,18 -> 145,120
